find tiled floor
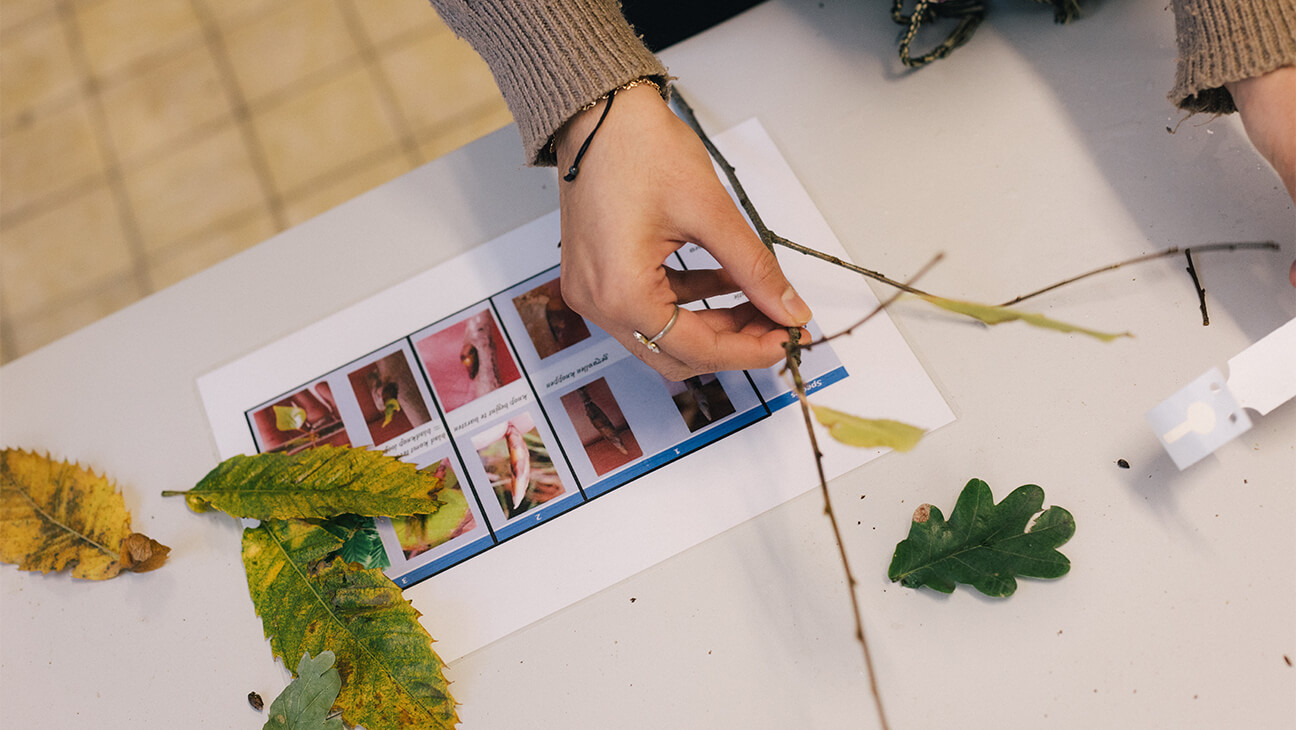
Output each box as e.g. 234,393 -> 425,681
0,0 -> 513,364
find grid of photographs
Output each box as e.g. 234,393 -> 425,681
244,265 -> 848,588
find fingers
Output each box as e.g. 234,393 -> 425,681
662,267 -> 739,303
679,194 -> 813,330
631,302 -> 804,380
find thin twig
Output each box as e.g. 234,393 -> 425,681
785,348 -> 891,730
997,242 -> 1277,307
770,232 -> 932,297
677,86 -> 889,730
675,91 -> 1277,317
1184,249 -> 1209,326
812,252 -> 945,349
673,90 -> 931,297
672,91 -> 776,252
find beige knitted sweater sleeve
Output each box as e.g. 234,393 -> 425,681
1170,0 -> 1296,113
428,0 -> 668,166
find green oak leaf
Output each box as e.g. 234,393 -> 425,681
262,651 -> 343,730
888,479 -> 1075,597
243,519 -> 457,730
918,294 -> 1131,342
811,405 -> 925,452
161,446 -> 449,520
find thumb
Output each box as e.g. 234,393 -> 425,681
699,221 -> 813,328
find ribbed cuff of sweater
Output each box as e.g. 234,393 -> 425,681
1169,0 -> 1296,113
430,0 -> 669,166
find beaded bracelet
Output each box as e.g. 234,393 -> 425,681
561,77 -> 663,182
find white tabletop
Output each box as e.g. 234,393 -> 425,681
3,2 -> 1293,728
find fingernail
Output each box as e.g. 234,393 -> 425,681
782,287 -> 813,325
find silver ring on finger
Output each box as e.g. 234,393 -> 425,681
632,304 -> 680,354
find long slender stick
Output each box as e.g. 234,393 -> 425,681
672,91 -> 775,252
676,87 -> 889,730
770,232 -> 932,297
675,92 -> 1278,314
996,242 -> 1277,307
785,350 -> 890,730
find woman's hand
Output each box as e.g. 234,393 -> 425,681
554,85 -> 811,380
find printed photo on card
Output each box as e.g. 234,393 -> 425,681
249,378 -> 350,454
345,349 -> 434,449
415,306 -> 522,412
511,276 -> 590,359
558,377 -> 643,476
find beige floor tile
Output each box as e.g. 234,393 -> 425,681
0,319 -> 13,363
0,0 -> 56,34
7,273 -> 145,356
344,0 -> 445,47
98,43 -> 230,164
0,13 -> 80,124
73,0 -> 202,80
223,0 -> 358,105
281,150 -> 412,227
0,94 -> 104,217
122,123 -> 268,251
0,183 -> 134,318
254,64 -> 401,196
146,210 -> 278,290
379,30 -> 505,137
415,102 -> 513,163
196,0 -> 279,30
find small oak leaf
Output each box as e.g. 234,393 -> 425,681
889,478 -> 1075,597
262,651 -> 343,730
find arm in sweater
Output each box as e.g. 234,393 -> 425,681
428,0 -> 668,166
425,0 -> 813,377
1170,0 -> 1295,284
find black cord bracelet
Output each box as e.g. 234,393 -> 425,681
563,87 -> 618,182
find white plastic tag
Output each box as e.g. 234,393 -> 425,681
1147,317 -> 1296,470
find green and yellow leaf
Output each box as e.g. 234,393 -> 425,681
919,295 -> 1132,342
243,519 -> 457,730
163,446 -> 451,520
0,448 -> 169,580
811,405 -> 925,452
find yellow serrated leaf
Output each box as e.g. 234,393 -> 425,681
918,295 -> 1132,342
0,448 -> 169,580
811,405 -> 926,452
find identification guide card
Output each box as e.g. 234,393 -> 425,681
199,120 -> 954,660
